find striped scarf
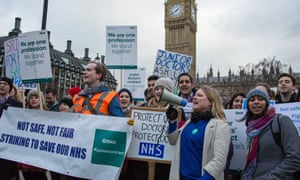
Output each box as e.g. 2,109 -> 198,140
242,107 -> 275,180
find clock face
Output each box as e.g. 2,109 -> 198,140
169,4 -> 184,18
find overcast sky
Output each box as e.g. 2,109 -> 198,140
1,0 -> 300,77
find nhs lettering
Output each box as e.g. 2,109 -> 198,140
139,143 -> 164,158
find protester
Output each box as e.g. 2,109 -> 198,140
147,75 -> 160,100
151,77 -> 175,180
255,82 -> 275,100
226,92 -> 246,180
45,86 -> 60,111
227,92 -> 245,109
148,77 -> 174,108
72,61 -> 124,116
26,90 -> 48,110
117,88 -> 134,180
167,85 -> 230,180
20,89 -> 52,179
9,84 -> 23,103
139,75 -> 159,107
67,62 -> 123,179
118,88 -> 133,117
68,86 -> 81,98
58,96 -> 73,112
123,77 -> 174,180
177,72 -> 197,121
275,73 -> 298,103
57,97 -> 75,180
241,88 -> 300,179
177,72 -> 196,102
266,74 -> 300,178
0,77 -> 23,179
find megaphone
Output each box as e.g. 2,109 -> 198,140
160,89 -> 188,106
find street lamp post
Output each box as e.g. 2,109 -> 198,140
41,0 -> 48,30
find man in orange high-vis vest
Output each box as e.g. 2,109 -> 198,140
72,61 -> 124,116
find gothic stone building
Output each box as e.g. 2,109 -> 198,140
0,17 -> 117,98
194,65 -> 300,105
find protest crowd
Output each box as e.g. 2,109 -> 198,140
1,62 -> 300,180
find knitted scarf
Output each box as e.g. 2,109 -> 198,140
242,107 -> 275,180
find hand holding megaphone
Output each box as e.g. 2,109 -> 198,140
166,105 -> 178,120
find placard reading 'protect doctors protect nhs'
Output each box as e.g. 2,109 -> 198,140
127,107 -> 175,162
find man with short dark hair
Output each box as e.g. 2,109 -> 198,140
45,86 -> 60,111
177,72 -> 196,102
274,73 -> 300,178
147,75 -> 160,99
275,73 -> 298,103
0,77 -> 22,179
139,75 -> 159,107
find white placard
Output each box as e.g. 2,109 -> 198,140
153,49 -> 192,85
106,26 -> 137,69
127,107 -> 174,162
18,31 -> 52,83
122,68 -> 146,101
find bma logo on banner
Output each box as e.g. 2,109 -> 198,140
91,129 -> 126,167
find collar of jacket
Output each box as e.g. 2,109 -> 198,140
79,82 -> 109,97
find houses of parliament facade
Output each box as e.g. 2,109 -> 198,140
1,0 -> 299,102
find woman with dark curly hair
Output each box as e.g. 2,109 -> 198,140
227,92 -> 245,109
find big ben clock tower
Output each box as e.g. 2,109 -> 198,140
165,0 -> 197,77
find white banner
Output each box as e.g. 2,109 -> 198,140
0,108 -> 132,180
106,26 -> 137,69
18,30 -> 52,83
274,102 -> 300,134
127,107 -> 174,162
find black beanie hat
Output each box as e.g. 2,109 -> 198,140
0,77 -> 13,92
118,88 -> 133,103
59,97 -> 73,108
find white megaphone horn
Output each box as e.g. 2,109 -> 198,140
159,88 -> 188,106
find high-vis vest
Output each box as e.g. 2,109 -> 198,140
73,91 -> 118,115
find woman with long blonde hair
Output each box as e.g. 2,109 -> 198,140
19,89 -> 51,179
167,85 -> 230,180
26,90 -> 48,110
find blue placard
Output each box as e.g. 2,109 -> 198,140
138,142 -> 164,158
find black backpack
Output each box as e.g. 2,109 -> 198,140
270,114 -> 300,179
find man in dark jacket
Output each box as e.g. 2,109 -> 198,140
275,73 -> 298,103
0,77 -> 23,179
